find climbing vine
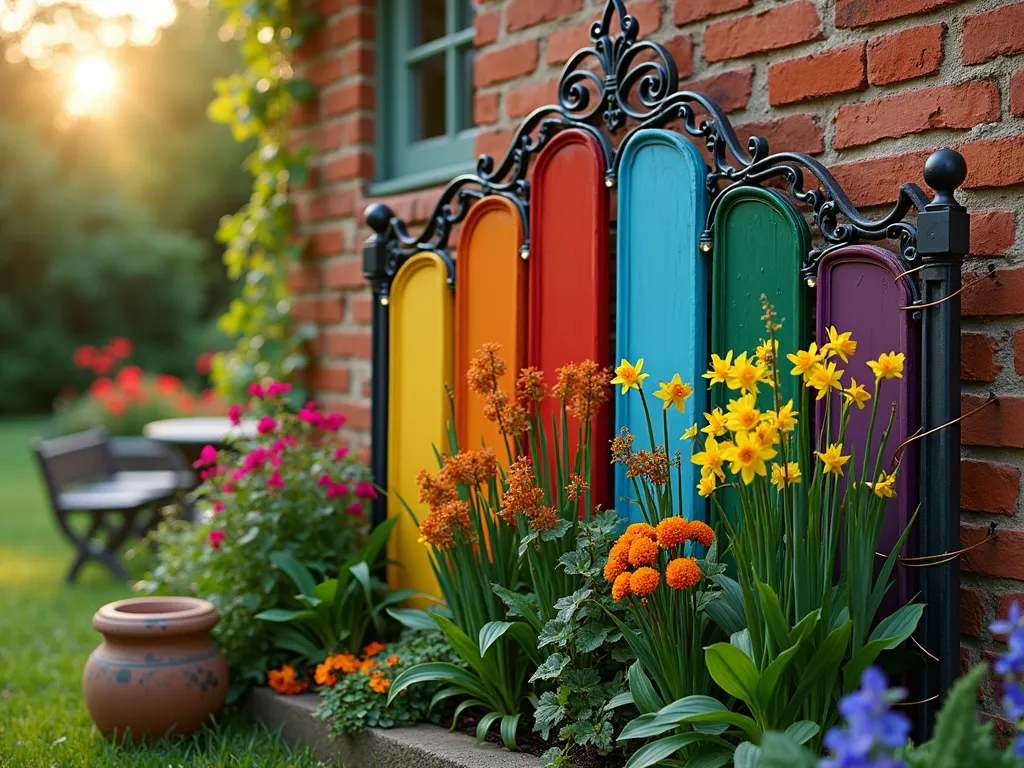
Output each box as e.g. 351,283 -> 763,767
207,0 -> 318,401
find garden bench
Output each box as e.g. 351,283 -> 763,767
32,427 -> 194,583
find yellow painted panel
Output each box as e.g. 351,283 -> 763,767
454,196 -> 527,458
387,253 -> 453,600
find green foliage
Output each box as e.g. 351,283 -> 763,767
257,518 -> 415,661
207,0 -> 319,398
317,630 -> 462,737
135,392 -> 371,690
535,510 -> 633,767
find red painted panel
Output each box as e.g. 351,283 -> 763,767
529,129 -> 611,508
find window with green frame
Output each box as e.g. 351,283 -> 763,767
375,0 -> 477,192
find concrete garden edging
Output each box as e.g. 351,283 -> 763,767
249,687 -> 542,768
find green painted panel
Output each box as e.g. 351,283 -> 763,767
711,187 -> 811,408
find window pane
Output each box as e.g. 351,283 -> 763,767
458,0 -> 475,30
459,46 -> 474,132
412,53 -> 447,140
414,0 -> 447,45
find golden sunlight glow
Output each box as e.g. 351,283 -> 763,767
67,56 -> 116,116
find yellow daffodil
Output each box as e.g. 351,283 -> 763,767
611,358 -> 649,394
691,436 -> 731,481
727,351 -> 770,394
755,338 -> 779,366
787,343 -> 823,380
868,469 -> 897,498
724,394 -> 760,433
770,461 -> 802,490
653,373 -> 693,413
806,361 -> 845,400
702,408 -> 728,437
816,442 -> 851,476
822,326 -> 857,363
697,473 -> 718,498
767,400 -> 799,433
867,352 -> 905,381
844,378 -> 871,410
703,352 -> 733,385
721,431 -> 777,485
682,423 -> 699,440
754,421 -> 779,448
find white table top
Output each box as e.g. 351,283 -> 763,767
143,417 -> 258,445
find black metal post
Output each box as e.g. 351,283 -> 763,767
362,203 -> 397,529
915,148 -> 969,738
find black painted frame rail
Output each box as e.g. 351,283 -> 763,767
361,0 -> 968,737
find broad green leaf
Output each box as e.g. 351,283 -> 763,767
348,561 -> 373,606
313,578 -> 338,605
270,551 -> 317,596
500,713 -> 521,750
476,711 -> 502,742
529,652 -> 568,682
782,621 -> 852,724
272,626 -> 324,662
363,515 -> 399,564
255,608 -> 317,623
705,643 -> 760,705
450,698 -> 487,729
428,685 -> 464,714
432,614 -> 497,683
843,604 -> 923,693
606,690 -> 634,711
681,746 -> 732,768
295,595 -> 323,610
491,584 -> 543,633
624,733 -> 713,768
757,732 -> 818,768
755,580 -> 792,652
784,721 -> 820,745
479,621 -> 514,657
683,711 -> 761,742
374,588 -> 426,612
504,621 -> 542,666
788,609 -> 821,647
387,607 -> 438,631
628,661 -> 664,715
731,629 -> 753,660
387,662 -> 492,706
619,696 -> 729,741
733,742 -> 761,768
707,574 -> 746,635
756,642 -> 802,712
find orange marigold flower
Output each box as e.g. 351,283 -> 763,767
630,567 -> 660,597
314,662 -> 338,687
363,641 -> 387,657
331,653 -> 360,675
566,475 -> 589,502
656,517 -> 692,549
517,367 -> 547,403
268,665 -> 308,696
467,342 -> 507,396
603,557 -> 627,583
612,571 -> 632,601
369,671 -> 392,694
625,523 -> 657,540
688,521 -> 715,548
665,557 -> 702,591
628,536 -> 659,566
419,500 -> 472,549
385,655 -> 400,666
610,428 -> 635,464
359,658 -> 377,676
608,536 -> 633,564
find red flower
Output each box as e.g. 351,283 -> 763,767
355,481 -> 378,500
106,393 -> 127,416
73,346 -> 98,370
222,481 -> 235,494
298,405 -> 321,425
266,470 -> 286,490
347,502 -> 364,517
90,378 -> 113,398
248,383 -> 265,397
208,530 -> 225,549
228,403 -> 243,425
257,416 -> 277,435
155,375 -> 182,395
108,337 -> 132,359
92,353 -> 115,376
334,447 -> 349,461
212,501 -> 225,513
193,445 -> 218,468
177,393 -> 196,414
195,352 -> 213,376
117,366 -> 143,390
266,381 -> 292,396
320,413 -> 346,431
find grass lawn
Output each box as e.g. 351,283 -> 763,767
0,417 -> 329,767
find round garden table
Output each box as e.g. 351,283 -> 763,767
143,417 -> 257,467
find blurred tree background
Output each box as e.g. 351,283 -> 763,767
0,0 -> 250,413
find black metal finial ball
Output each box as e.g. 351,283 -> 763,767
923,148 -> 967,192
365,203 -> 394,234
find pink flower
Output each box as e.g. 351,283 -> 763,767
267,382 -> 293,396
267,470 -> 286,490
208,530 -> 225,549
317,473 -> 332,488
320,413 -> 346,431
193,444 -> 218,468
228,403 -> 243,425
347,502 -> 364,517
327,481 -> 349,499
355,481 -> 378,500
257,416 -> 277,435
271,454 -> 282,468
233,468 -> 247,481
298,406 -> 321,426
212,501 -> 225,513
333,447 -> 349,461
223,481 -> 235,494
248,383 -> 265,397
244,448 -> 271,470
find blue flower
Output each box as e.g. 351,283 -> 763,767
820,666 -> 910,768
1003,679 -> 1024,721
990,600 -> 1023,637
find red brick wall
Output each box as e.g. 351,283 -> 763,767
293,0 -> 1024,724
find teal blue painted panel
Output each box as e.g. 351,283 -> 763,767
616,129 -> 709,523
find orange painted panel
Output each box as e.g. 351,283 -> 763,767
454,196 -> 527,456
529,129 -> 610,507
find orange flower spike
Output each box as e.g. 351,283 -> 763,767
612,571 -> 633,601
516,367 -> 547,402
688,521 -> 715,548
566,475 -> 589,502
467,342 -> 507,396
630,567 -> 660,597
656,516 -> 692,549
625,522 -> 657,540
363,641 -> 387,657
627,536 -> 659,566
603,557 -> 627,583
666,557 -> 702,590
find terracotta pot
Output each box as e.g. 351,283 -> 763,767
82,597 -> 228,740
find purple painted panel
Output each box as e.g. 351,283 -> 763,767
816,245 -> 919,612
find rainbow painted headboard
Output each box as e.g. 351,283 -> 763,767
360,0 -> 969,729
